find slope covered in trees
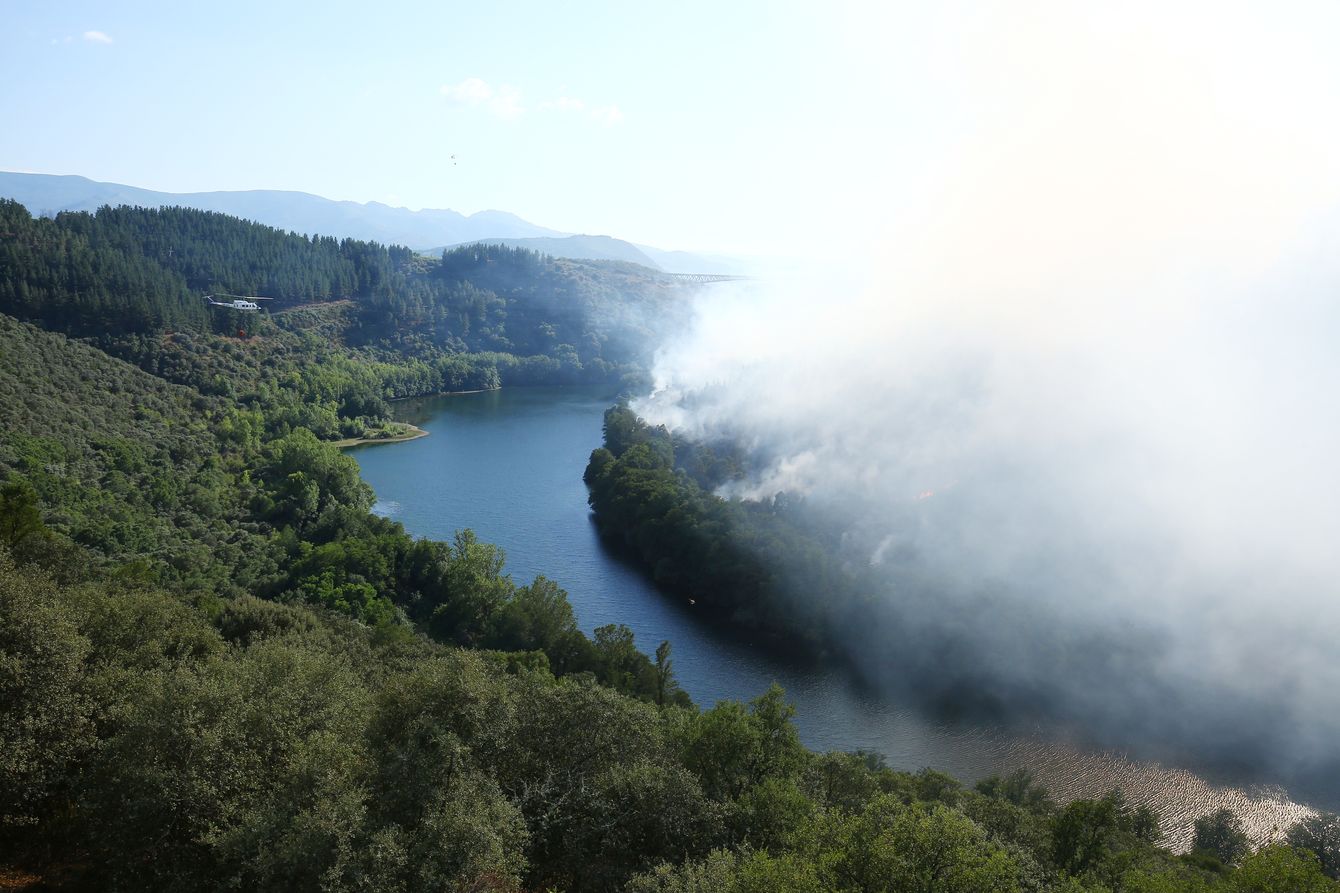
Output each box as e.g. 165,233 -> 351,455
0,200 -> 685,384
0,314 -> 685,698
3,205 -> 1336,891
6,550 -> 1338,891
0,200 -> 206,335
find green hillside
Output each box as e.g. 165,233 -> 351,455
1,204 -> 1336,892
0,200 -> 686,383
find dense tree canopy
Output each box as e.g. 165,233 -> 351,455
0,199 -> 686,389
584,405 -> 851,650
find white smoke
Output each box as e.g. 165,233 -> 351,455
634,3 -> 1340,784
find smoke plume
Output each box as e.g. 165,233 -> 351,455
635,4 -> 1340,796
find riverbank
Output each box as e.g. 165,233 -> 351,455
391,383 -> 501,402
333,422 -> 429,448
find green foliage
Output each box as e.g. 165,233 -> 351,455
1288,813 -> 1340,880
806,750 -> 908,814
1193,808 -> 1252,867
1231,844 -> 1336,892
258,427 -> 374,531
82,640 -> 375,890
216,595 -> 320,646
1053,794 -> 1127,877
0,476 -> 45,548
0,553 -> 95,834
424,530 -> 513,646
585,405 -> 850,651
655,639 -> 675,706
626,848 -> 750,893
0,315 -> 280,590
0,199 -> 207,335
976,768 -> 1053,813
678,684 -> 807,805
490,575 -> 581,661
362,653 -> 530,890
831,798 -> 1024,893
490,678 -> 714,890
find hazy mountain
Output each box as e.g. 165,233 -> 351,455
426,235 -> 663,269
0,171 -> 562,248
426,237 -> 756,275
634,244 -> 753,276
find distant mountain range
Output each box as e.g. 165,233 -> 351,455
428,236 -> 748,276
420,234 -> 659,267
0,171 -> 744,274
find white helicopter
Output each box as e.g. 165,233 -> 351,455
204,294 -> 273,311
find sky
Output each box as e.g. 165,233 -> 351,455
0,0 -> 945,256
2,1 -> 1338,256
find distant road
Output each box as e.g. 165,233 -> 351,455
271,299 -> 356,314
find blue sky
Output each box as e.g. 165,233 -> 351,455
2,0 -> 949,255
3,2 -> 1338,258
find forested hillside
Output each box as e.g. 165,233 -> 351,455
0,313 -> 686,692
0,200 -> 685,384
2,205 -> 1337,891
0,316 -> 263,588
8,545 -> 1338,891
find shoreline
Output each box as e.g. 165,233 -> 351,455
334,423 -> 429,449
390,386 -> 497,403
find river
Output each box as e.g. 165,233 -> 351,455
347,385 -> 1321,849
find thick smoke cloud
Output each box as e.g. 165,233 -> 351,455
635,5 -> 1340,794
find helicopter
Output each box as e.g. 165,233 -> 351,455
204,294 -> 273,311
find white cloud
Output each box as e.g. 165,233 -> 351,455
82,30 -> 113,45
589,104 -> 623,126
439,77 -> 524,120
540,96 -> 586,113
439,77 -> 493,105
542,96 -> 623,126
490,84 -> 523,120
439,79 -> 620,125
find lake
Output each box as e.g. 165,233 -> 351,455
348,385 -> 1321,848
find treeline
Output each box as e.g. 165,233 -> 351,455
585,405 -> 853,650
0,199 -> 206,335
6,553 -> 1339,891
0,200 -> 685,384
54,203 -> 403,302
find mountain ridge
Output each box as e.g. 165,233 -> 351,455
423,234 -> 663,270
0,171 -> 560,247
0,171 -> 740,273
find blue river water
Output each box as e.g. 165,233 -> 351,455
346,385 -> 1321,848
